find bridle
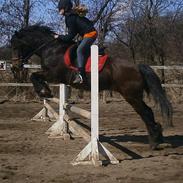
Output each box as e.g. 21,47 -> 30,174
12,38 -> 56,68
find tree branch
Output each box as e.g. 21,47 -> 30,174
92,0 -> 111,24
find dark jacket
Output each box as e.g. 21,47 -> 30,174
59,13 -> 96,42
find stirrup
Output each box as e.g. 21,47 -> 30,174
73,74 -> 83,84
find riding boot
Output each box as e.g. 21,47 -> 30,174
73,67 -> 86,84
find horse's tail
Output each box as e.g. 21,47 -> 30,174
138,64 -> 173,127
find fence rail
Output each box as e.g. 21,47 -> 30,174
151,66 -> 183,70
0,83 -> 183,88
0,64 -> 183,88
2,61 -> 183,70
0,83 -> 59,87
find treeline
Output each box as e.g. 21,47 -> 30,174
107,0 -> 183,65
1,0 -> 183,65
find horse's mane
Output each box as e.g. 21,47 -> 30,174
18,24 -> 54,36
12,24 -> 75,48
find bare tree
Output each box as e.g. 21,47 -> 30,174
110,0 -> 183,63
0,0 -> 32,45
23,0 -> 30,28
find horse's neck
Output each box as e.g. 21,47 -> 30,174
42,41 -> 73,57
40,41 -> 68,66
32,38 -> 56,57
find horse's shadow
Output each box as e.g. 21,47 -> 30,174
74,119 -> 183,161
99,134 -> 183,161
100,134 -> 183,148
164,135 -> 183,148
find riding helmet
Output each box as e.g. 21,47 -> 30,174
58,0 -> 73,12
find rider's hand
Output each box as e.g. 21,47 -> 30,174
54,34 -> 59,39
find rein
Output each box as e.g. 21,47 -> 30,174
24,38 -> 56,62
13,38 -> 56,65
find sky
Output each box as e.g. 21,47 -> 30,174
1,0 -> 183,46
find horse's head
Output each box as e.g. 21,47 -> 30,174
11,30 -> 33,81
10,25 -> 55,81
11,31 -> 31,68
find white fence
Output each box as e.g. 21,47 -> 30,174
0,64 -> 183,101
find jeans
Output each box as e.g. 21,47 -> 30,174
76,37 -> 96,69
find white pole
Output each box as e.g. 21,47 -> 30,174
59,84 -> 66,133
91,45 -> 99,141
43,99 -> 47,121
91,45 -> 99,162
44,84 -> 70,138
72,45 -> 119,166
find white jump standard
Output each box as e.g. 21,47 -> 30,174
32,85 -> 70,140
32,86 -> 90,140
46,84 -> 70,139
72,45 -> 119,166
31,45 -> 119,166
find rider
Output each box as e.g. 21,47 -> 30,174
55,0 -> 97,84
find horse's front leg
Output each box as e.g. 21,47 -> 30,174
30,71 -> 53,98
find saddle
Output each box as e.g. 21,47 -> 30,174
64,44 -> 108,73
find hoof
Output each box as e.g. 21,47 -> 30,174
38,89 -> 53,98
39,93 -> 53,99
0,99 -> 8,104
151,143 -> 172,150
163,124 -> 174,129
156,143 -> 172,149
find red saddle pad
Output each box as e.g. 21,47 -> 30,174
64,47 -> 108,73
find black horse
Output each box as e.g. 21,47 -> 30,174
11,25 -> 172,150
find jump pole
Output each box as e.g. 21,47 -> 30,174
72,45 -> 119,166
32,85 -> 90,140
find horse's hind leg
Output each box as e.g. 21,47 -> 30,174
30,71 -> 52,98
124,96 -> 164,149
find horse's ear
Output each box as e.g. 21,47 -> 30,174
15,31 -> 21,38
15,31 -> 18,35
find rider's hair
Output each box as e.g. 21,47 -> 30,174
73,4 -> 88,17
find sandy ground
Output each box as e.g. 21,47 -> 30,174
0,100 -> 183,183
